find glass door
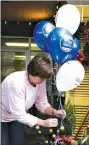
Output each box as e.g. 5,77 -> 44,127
1,47 -> 30,82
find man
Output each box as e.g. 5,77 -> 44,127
1,55 -> 66,145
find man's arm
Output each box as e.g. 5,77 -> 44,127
35,82 -> 66,118
43,105 -> 55,115
44,105 -> 66,118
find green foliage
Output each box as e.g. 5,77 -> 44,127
85,136 -> 89,145
86,21 -> 89,28
63,99 -> 76,135
82,136 -> 89,145
78,139 -> 81,145
84,43 -> 89,58
84,21 -> 89,58
78,136 -> 89,145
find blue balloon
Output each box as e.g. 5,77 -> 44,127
60,37 -> 81,64
33,21 -> 55,53
70,37 -> 81,60
47,27 -> 73,64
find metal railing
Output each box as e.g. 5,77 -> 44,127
74,110 -> 89,140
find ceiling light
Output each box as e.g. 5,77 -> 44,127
31,43 -> 38,47
15,55 -> 34,60
5,42 -> 29,47
5,42 -> 38,47
15,55 -> 26,58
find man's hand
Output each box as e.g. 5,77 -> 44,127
52,109 -> 66,119
43,118 -> 58,127
36,118 -> 58,127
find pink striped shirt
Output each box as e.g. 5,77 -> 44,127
1,71 -> 50,127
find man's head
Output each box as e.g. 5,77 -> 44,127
27,55 -> 54,85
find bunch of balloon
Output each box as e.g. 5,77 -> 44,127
33,4 -> 85,92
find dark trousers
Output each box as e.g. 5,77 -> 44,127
1,121 -> 24,145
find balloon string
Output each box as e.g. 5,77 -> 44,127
57,92 -> 64,136
57,92 -> 63,109
52,67 -> 58,85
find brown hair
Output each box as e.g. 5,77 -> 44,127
27,55 -> 54,79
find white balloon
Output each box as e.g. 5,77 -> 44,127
56,4 -> 80,35
56,60 -> 85,92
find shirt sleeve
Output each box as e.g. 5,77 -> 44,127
35,81 -> 51,113
7,85 -> 38,127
